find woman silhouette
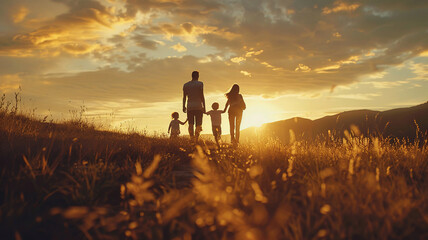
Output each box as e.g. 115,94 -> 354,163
223,84 -> 246,145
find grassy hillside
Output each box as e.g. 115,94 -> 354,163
241,102 -> 428,143
1,99 -> 428,239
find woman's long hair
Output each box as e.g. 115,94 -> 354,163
226,84 -> 240,100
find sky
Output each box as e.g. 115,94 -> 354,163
0,0 -> 427,135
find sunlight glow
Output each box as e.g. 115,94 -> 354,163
242,100 -> 277,128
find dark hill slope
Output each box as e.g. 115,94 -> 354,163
241,101 -> 428,143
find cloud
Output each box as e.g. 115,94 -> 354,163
0,0 -> 66,31
363,81 -> 409,89
62,42 -> 100,55
132,34 -> 158,50
0,74 -> 21,92
245,49 -> 263,57
408,61 -> 428,81
368,71 -> 387,79
16,56 -> 240,103
295,64 -> 311,72
322,1 -> 361,15
0,0 -> 131,57
13,54 -> 385,108
331,93 -> 381,101
12,6 -> 29,23
171,43 -> 187,52
179,0 -> 428,88
0,56 -> 58,75
240,70 -> 252,77
124,0 -> 222,18
231,57 -> 246,64
146,21 -> 236,45
2,0 -> 426,86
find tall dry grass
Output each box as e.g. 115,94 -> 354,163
0,94 -> 427,239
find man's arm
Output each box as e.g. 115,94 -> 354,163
201,84 -> 206,113
182,87 -> 187,113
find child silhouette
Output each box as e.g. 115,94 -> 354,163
168,112 -> 187,139
205,102 -> 225,148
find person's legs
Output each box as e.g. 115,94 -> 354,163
212,125 -> 217,139
188,124 -> 194,137
212,125 -> 220,147
213,126 -> 222,140
195,110 -> 203,141
235,111 -> 243,143
187,111 -> 195,137
229,112 -> 235,143
217,126 -> 222,140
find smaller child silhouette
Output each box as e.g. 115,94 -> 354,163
205,102 -> 225,147
168,112 -> 187,139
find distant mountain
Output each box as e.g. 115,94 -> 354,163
241,101 -> 428,143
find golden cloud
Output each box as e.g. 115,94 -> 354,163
240,70 -> 252,77
12,6 -> 29,23
323,1 -> 360,15
62,42 -> 100,55
408,61 -> 428,81
171,43 -> 187,52
149,21 -> 239,44
231,57 -> 246,64
295,64 -> 311,72
245,49 -> 263,58
315,64 -> 341,73
0,1 -> 132,57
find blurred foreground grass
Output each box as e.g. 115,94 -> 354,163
0,95 -> 427,239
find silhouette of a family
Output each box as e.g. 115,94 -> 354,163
168,71 -> 246,146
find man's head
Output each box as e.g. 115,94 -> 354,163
212,102 -> 219,110
191,71 -> 199,80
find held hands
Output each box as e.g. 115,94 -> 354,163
179,118 -> 188,125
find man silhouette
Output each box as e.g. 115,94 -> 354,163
183,71 -> 205,141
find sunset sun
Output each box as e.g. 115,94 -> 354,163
242,101 -> 276,128
245,113 -> 268,128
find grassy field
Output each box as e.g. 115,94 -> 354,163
1,97 -> 427,239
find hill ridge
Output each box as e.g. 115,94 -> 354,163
241,101 -> 428,142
